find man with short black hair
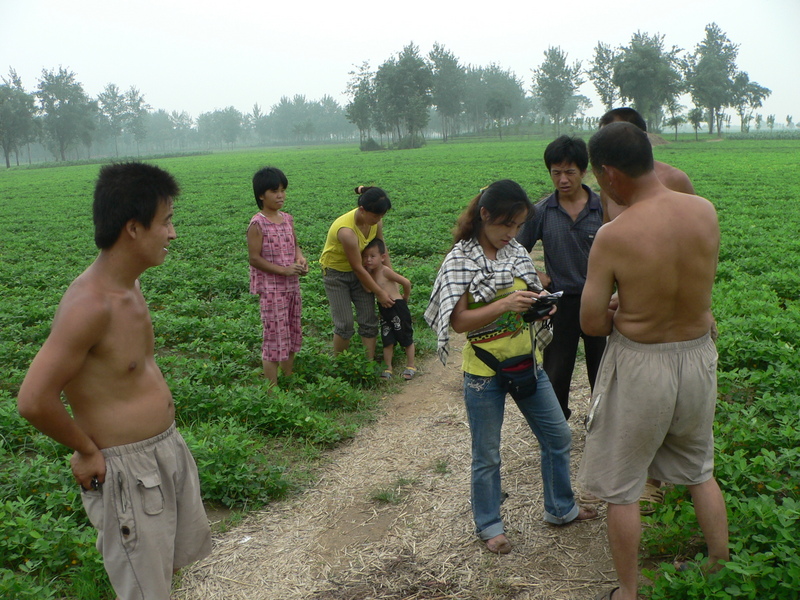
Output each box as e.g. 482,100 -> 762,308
18,162 -> 212,600
517,135 -> 606,420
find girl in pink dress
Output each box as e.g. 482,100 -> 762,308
247,167 -> 308,384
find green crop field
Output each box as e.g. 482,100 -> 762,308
1,138 -> 799,599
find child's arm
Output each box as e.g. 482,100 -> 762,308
248,223 -> 303,277
385,268 -> 411,301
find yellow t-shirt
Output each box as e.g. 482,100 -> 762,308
319,208 -> 377,272
462,278 -> 542,376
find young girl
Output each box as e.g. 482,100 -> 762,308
425,180 -> 596,555
247,167 -> 308,384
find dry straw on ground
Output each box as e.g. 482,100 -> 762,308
175,335 -> 618,600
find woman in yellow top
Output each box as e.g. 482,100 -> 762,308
425,180 -> 596,555
320,186 -> 392,360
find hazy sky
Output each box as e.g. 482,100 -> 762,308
3,0 -> 798,123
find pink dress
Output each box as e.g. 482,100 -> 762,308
248,212 -> 302,362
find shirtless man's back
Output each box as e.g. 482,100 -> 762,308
578,122 -> 728,600
18,162 -> 211,600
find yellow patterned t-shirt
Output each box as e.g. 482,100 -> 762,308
462,278 -> 542,377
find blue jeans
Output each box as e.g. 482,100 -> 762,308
463,368 -> 579,540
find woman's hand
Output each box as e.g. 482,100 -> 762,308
503,290 -> 538,314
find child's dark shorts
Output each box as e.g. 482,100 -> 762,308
379,299 -> 414,348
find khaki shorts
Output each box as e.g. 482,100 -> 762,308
577,330 -> 718,505
81,423 -> 212,600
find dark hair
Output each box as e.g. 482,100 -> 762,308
543,135 -> 589,171
253,166 -> 288,208
363,237 -> 386,254
589,122 -> 654,178
93,162 -> 179,250
453,180 -> 531,243
355,186 -> 391,214
599,107 -> 648,132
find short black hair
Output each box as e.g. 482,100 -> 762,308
589,122 -> 654,178
543,135 -> 589,171
93,162 -> 179,249
363,237 -> 386,254
253,166 -> 289,208
599,107 -> 648,132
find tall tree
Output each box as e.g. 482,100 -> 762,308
428,43 -> 465,142
0,69 -> 37,168
729,72 -> 770,132
124,86 -> 150,153
687,107 -> 705,141
169,110 -> 194,149
97,83 -> 126,156
36,67 -> 96,161
373,44 -> 432,146
532,46 -> 584,134
484,64 -> 527,138
588,42 -> 620,111
613,32 -> 683,131
345,62 -> 375,145
664,97 -> 686,141
685,23 -> 738,136
250,103 -> 270,145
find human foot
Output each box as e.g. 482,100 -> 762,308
484,533 -> 512,554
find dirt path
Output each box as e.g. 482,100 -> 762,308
175,335 -> 616,599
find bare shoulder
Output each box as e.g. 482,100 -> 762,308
655,161 -> 695,194
52,274 -> 114,341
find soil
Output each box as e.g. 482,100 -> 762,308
175,335 -> 620,600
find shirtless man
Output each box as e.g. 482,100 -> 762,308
599,106 -> 707,508
17,162 -> 211,600
361,237 -> 416,379
578,123 -> 729,600
598,107 -> 695,223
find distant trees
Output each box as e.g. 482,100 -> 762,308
687,107 -> 705,140
0,69 -> 37,167
428,43 -> 465,142
372,44 -> 432,147
36,67 -> 96,161
0,27 -> 783,166
685,23 -> 738,135
588,42 -> 619,111
612,32 -> 683,131
730,72 -> 771,132
532,46 -> 585,134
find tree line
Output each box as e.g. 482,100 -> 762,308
0,22 -> 786,167
345,23 -> 777,148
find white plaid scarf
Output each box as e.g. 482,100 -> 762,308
424,238 -> 543,364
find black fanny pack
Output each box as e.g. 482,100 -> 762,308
471,344 -> 538,401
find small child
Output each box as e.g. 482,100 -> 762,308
247,166 -> 308,385
361,238 -> 416,380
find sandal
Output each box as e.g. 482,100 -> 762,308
380,369 -> 393,379
484,533 -> 512,554
550,505 -> 600,526
402,367 -> 417,380
639,482 -> 665,515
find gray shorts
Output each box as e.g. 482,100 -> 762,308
578,330 -> 718,504
81,423 -> 212,600
322,267 -> 378,339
